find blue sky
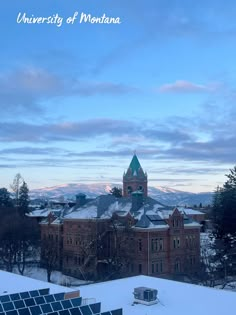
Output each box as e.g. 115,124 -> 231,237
1,0 -> 236,192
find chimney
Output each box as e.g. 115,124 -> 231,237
76,193 -> 86,207
131,191 -> 144,212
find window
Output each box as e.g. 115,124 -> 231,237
186,236 -> 189,247
173,238 -> 176,249
173,237 -> 180,249
190,256 -> 195,265
127,186 -> 133,194
160,260 -> 163,272
159,238 -> 164,251
174,259 -> 181,273
177,237 -> 180,248
138,263 -> 142,274
152,263 -> 155,273
138,239 -> 142,251
131,263 -> 134,272
156,263 -> 158,273
151,239 -> 157,252
155,261 -> 163,273
138,185 -> 143,192
151,238 -> 164,252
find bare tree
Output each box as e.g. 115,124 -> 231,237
41,238 -> 59,282
0,208 -> 39,274
10,173 -> 24,207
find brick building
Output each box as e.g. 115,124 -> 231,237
39,154 -> 202,280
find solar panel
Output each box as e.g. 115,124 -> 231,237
29,305 -> 42,315
18,308 -> 31,315
13,301 -> 24,309
89,302 -> 101,314
0,288 -> 121,315
9,294 -> 20,302
29,292 -> 39,299
2,302 -> 14,312
44,296 -> 55,303
34,297 -> 45,305
19,293 -> 30,300
70,298 -> 82,307
60,300 -> 72,310
53,293 -> 65,302
0,289 -> 50,305
51,302 -> 63,312
80,305 -> 92,315
147,214 -> 162,221
68,307 -> 82,315
24,298 -> 35,307
41,303 -> 53,314
38,289 -> 50,296
111,309 -> 122,315
0,296 -> 10,303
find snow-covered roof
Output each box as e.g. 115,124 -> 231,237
179,207 -> 205,215
79,275 -> 236,315
0,271 -> 72,296
40,195 -> 200,230
28,208 -> 63,218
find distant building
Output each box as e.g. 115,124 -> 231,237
123,154 -> 148,197
37,154 -> 203,280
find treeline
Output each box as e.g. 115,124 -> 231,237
0,173 -> 39,274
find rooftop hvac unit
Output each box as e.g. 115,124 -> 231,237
133,287 -> 158,305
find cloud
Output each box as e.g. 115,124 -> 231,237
0,118 -> 194,146
0,67 -> 62,117
0,147 -> 68,156
0,67 -> 138,119
158,80 -> 219,93
0,164 -> 16,168
71,80 -> 138,96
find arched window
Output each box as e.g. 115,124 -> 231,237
127,186 -> 133,194
138,185 -> 143,192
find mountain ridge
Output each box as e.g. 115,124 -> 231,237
30,183 -> 213,206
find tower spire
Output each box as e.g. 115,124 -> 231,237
123,154 -> 148,197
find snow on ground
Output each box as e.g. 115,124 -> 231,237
12,266 -> 89,287
0,270 -> 72,295
79,275 -> 236,315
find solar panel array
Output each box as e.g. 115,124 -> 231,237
0,289 -> 122,315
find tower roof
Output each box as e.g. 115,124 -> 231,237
128,154 -> 142,175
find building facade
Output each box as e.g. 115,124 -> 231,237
39,155 -> 202,281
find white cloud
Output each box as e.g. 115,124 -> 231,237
158,80 -> 220,93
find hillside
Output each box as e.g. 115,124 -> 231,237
30,183 -> 213,206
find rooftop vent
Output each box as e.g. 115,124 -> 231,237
133,287 -> 158,306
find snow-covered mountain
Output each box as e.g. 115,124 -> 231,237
30,183 -> 213,206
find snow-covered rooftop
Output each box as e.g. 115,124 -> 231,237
79,275 -> 236,315
1,271 -> 233,315
0,271 -> 72,296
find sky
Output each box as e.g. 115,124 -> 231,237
1,0 -> 236,193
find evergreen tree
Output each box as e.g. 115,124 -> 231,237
18,181 -> 30,215
0,188 -> 12,207
212,167 -> 236,238
110,187 -> 122,198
